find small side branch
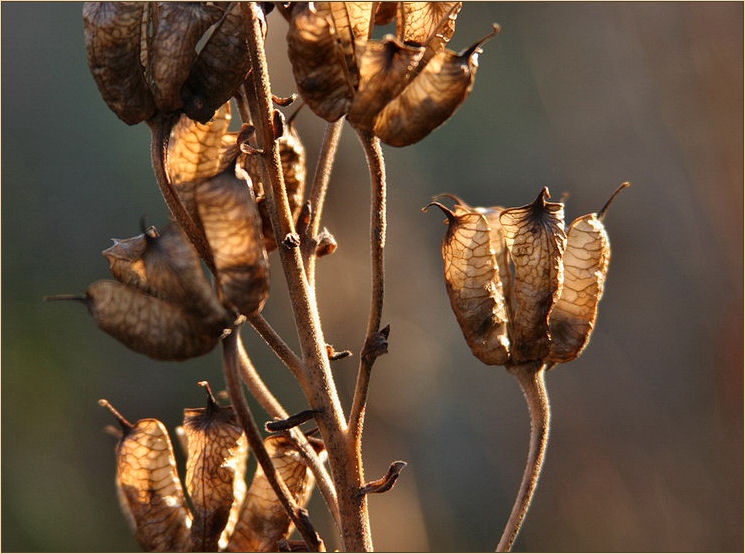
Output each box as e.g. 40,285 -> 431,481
266,409 -> 320,432
247,313 -> 306,382
359,461 -> 407,496
348,130 -> 388,449
496,365 -> 551,552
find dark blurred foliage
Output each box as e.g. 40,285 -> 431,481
2,2 -> 742,552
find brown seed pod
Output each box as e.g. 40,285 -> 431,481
286,5 -> 354,122
374,1 -> 398,25
183,382 -> 248,552
226,436 -> 326,553
86,280 -> 222,361
372,26 -> 498,147
100,400 -> 191,552
426,202 -> 510,365
83,2 -> 155,125
196,170 -> 270,316
500,188 -> 567,363
396,2 -> 462,66
147,2 -> 222,112
182,2 -> 253,124
347,37 -> 424,131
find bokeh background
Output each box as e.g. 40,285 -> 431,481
3,2 -> 742,552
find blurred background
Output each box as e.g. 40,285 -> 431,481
3,2 -> 742,552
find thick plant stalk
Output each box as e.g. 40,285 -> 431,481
243,4 -> 372,550
348,130 -> 387,449
222,331 -> 323,551
496,364 -> 550,552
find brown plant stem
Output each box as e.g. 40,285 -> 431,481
348,130 -> 387,449
496,364 -> 550,552
223,331 -> 323,552
243,4 -> 372,550
247,313 -> 305,382
302,119 -> 344,288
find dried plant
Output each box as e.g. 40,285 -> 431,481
47,2 -> 628,551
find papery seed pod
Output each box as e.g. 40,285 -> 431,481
83,2 -> 155,125
374,1 -> 398,25
182,2 -> 253,124
86,280 -> 221,360
287,5 -> 354,122
100,400 -> 191,552
103,224 -> 230,326
183,383 -> 248,552
147,2 -> 222,112
427,202 -> 510,365
226,436 -> 326,553
500,188 -> 567,363
347,37 -> 424,131
196,170 -> 269,315
396,2 -> 462,65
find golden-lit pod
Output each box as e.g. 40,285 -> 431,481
100,400 -> 191,552
279,124 -> 308,219
182,2 -> 253,124
82,2 -> 155,125
426,201 -> 510,365
196,170 -> 270,316
500,188 -> 567,363
374,1 -> 398,25
286,4 -> 354,122
396,2 -> 462,65
372,25 -> 498,147
226,436 -> 326,553
86,280 -> 221,361
347,36 -> 424,131
147,2 -> 222,112
183,383 -> 248,552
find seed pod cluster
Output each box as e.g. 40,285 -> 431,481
287,2 -> 498,147
83,2 -> 267,125
427,184 -> 628,368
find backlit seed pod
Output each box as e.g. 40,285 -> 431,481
347,37 -> 424,131
428,203 -> 510,365
196,170 -> 269,315
86,280 -> 221,360
546,213 -> 610,364
500,188 -> 567,363
374,1 -> 398,25
147,2 -> 222,112
182,2 -> 253,124
226,436 -> 326,553
101,401 -> 191,552
287,5 -> 354,122
373,28 -> 496,147
183,384 -> 248,552
83,2 -> 155,125
396,2 -> 462,66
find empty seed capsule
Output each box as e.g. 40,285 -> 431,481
396,2 -> 462,66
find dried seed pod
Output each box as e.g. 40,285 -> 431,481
83,2 -> 155,125
182,2 -> 253,124
183,383 -> 248,552
100,400 -> 191,552
373,27 -> 497,147
396,2 -> 462,65
347,37 -> 424,131
147,2 -> 222,112
196,170 -> 269,315
427,202 -> 510,365
86,280 -> 221,360
226,436 -> 326,553
287,5 -> 354,122
500,188 -> 566,363
374,1 -> 398,25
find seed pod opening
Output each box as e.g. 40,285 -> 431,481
226,436 -> 326,553
101,400 -> 191,552
83,2 -> 155,125
427,202 -> 510,365
396,2 -> 462,66
500,188 -> 566,363
183,382 -> 248,552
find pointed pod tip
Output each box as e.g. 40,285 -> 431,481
197,380 -> 219,408
461,22 -> 502,59
422,201 -> 456,224
44,294 -> 88,304
98,398 -> 134,430
597,181 -> 631,221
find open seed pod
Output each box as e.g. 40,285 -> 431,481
226,435 -> 326,553
183,382 -> 248,552
100,400 -> 191,552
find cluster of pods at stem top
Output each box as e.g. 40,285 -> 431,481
425,183 -> 630,370
99,382 -> 325,553
286,2 -> 499,146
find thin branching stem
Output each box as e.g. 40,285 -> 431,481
244,4 -> 371,550
348,130 -> 387,449
496,364 -> 550,552
247,313 -> 305,382
222,331 -> 322,551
